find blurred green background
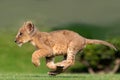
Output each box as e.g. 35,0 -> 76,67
0,0 -> 120,74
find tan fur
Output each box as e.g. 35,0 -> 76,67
15,21 -> 117,75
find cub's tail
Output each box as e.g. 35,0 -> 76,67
85,39 -> 117,51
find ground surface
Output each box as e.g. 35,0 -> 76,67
0,73 -> 120,80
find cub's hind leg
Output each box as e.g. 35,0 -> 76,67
56,47 -> 77,70
55,40 -> 83,72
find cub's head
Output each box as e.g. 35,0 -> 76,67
15,21 -> 35,47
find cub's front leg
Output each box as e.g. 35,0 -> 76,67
46,56 -> 56,70
46,57 -> 63,76
46,55 -> 67,76
32,49 -> 51,67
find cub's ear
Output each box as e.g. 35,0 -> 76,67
25,21 -> 34,34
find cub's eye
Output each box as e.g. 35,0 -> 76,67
19,32 -> 23,36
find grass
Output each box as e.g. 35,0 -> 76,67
0,73 -> 120,80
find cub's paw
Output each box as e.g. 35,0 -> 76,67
56,66 -> 64,71
32,60 -> 40,67
48,71 -> 58,76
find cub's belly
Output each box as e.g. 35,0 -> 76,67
52,44 -> 67,55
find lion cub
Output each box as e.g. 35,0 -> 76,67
15,21 -> 117,75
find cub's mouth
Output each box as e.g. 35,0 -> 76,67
17,42 -> 23,47
15,40 -> 23,47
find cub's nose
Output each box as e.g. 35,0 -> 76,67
14,40 -> 17,43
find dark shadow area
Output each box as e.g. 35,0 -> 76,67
52,22 -> 120,39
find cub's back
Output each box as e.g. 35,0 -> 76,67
50,30 -> 83,42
